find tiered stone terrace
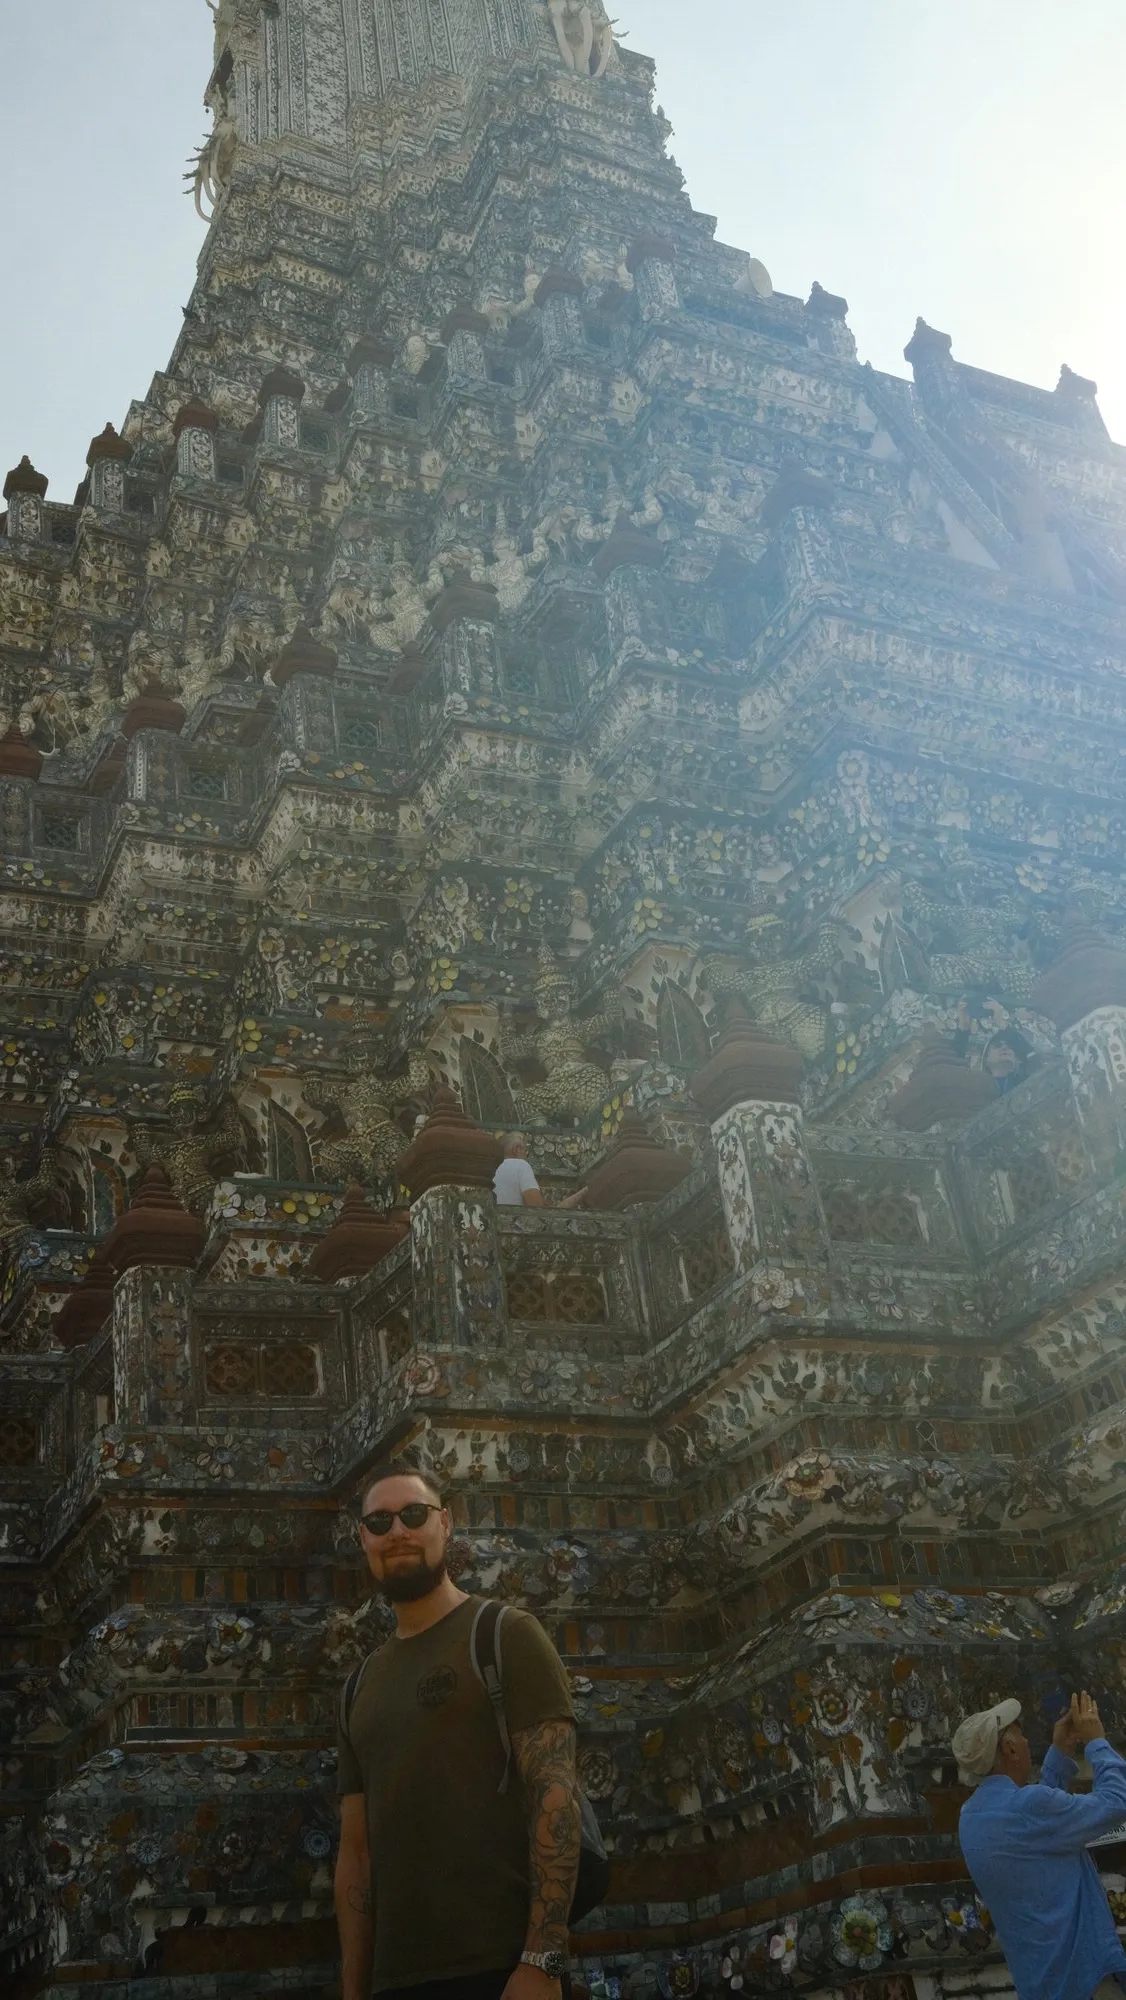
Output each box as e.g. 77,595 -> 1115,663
3,4 -> 1126,1996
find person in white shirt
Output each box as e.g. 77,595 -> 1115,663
494,1134 -> 543,1207
493,1136 -> 586,1210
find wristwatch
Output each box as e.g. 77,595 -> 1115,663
521,1950 -> 569,1979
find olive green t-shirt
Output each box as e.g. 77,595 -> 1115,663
337,1597 -> 574,1993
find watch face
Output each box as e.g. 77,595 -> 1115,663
543,1953 -> 568,1979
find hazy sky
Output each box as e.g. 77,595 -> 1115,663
2,0 -> 1124,498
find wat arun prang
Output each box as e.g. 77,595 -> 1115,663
3,2 -> 1126,1994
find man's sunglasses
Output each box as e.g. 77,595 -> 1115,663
360,1503 -> 442,1537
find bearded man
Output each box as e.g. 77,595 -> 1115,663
334,1463 -> 580,2000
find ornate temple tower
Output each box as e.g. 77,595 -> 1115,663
4,3 -> 1126,1995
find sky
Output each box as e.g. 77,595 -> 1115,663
2,0 -> 1124,499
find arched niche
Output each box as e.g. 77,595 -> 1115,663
656,981 -> 712,1069
458,1038 -> 517,1128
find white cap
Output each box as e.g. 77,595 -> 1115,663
952,1698 -> 1022,1785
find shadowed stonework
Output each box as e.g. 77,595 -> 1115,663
2,4 -> 1126,1997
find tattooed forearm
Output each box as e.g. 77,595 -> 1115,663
335,1794 -> 374,2000
513,1718 -> 581,1955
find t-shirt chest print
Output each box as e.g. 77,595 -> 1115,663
415,1663 -> 458,1708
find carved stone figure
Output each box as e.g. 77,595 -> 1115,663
502,945 -> 620,1124
305,1036 -> 433,1184
189,108 -> 239,220
0,1143 -> 62,1249
131,1074 -> 246,1217
698,921 -> 851,1060
904,885 -> 1040,1004
374,554 -> 435,650
470,507 -> 549,614
548,0 -> 615,77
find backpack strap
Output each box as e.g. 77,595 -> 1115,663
469,1598 -> 512,1795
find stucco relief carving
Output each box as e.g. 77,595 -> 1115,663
547,0 -> 614,76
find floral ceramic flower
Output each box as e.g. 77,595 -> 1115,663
206,1613 -> 255,1659
406,1355 -> 443,1396
942,1893 -> 990,1947
857,828 -> 891,866
752,1267 -> 796,1312
810,1682 -> 857,1738
769,1917 -> 799,1974
1016,860 -> 1049,894
867,1277 -> 904,1320
835,1030 -> 862,1075
829,1892 -> 893,1969
719,1946 -> 744,1990
781,1452 -> 839,1502
1037,1231 -> 1079,1279
213,1181 -> 243,1220
196,1443 -> 236,1480
658,1953 -> 699,1999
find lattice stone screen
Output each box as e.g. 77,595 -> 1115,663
202,1338 -> 321,1399
505,1269 -> 608,1324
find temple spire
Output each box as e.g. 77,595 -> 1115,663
203,1 -> 618,158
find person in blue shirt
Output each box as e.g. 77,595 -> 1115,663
954,1691 -> 1126,2000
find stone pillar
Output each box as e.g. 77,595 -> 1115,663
805,281 -> 856,360
903,317 -> 961,423
397,1089 -> 505,1351
627,234 -> 679,320
441,309 -> 490,390
429,580 -> 501,702
346,336 -> 395,422
173,398 -> 220,480
692,1007 -> 827,1279
1055,365 -> 1108,442
110,1265 -> 197,1430
409,1186 -> 507,1352
598,569 -> 665,686
104,1165 -> 205,1428
534,271 -> 586,357
760,458 -> 849,606
258,366 -> 306,449
1033,918 -> 1126,1173
85,425 -> 132,512
597,517 -> 668,674
3,457 -> 48,543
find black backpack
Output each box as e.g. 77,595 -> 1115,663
338,1600 -> 610,1925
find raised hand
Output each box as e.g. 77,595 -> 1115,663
1052,1695 -> 1081,1758
1073,1691 -> 1105,1748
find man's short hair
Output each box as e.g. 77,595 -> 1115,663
361,1458 -> 444,1514
502,1132 -> 526,1156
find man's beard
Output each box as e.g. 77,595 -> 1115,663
377,1547 -> 450,1603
